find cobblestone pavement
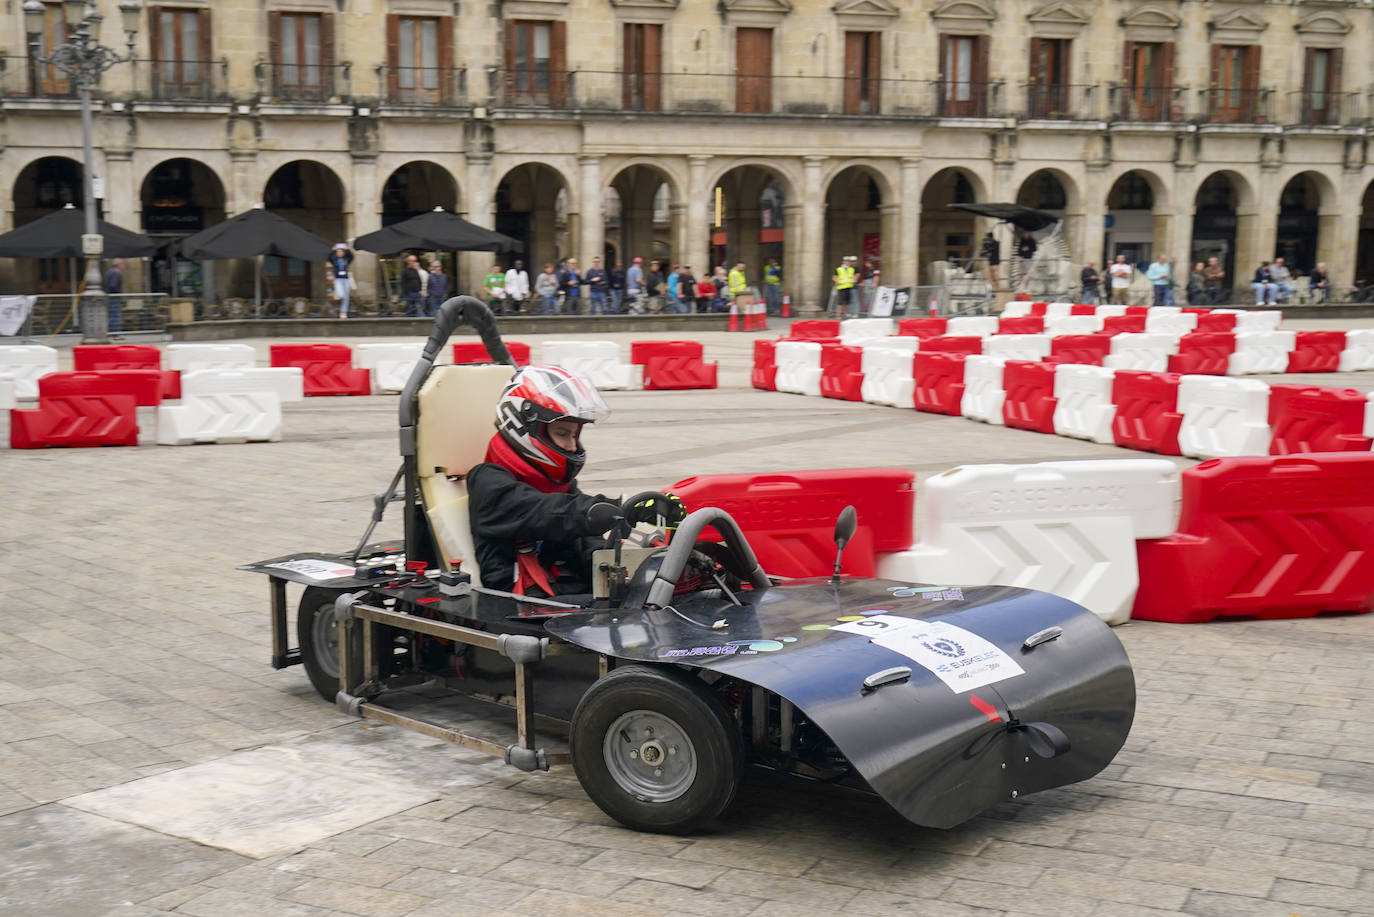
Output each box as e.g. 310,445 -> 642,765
2,321 -> 1373,917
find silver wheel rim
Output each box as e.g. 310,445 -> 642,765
602,709 -> 698,803
309,599 -> 341,679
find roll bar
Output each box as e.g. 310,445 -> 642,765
645,508 -> 772,608
398,295 -> 513,439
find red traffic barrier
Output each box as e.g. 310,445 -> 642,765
1028,302 -> 1049,316
784,320 -> 841,341
72,344 -> 161,371
1048,333 -> 1112,366
1286,331 -> 1346,374
1181,307 -> 1211,315
451,341 -> 531,365
630,340 -> 702,364
270,343 -> 371,396
1070,304 -> 1097,315
1133,454 -> 1374,623
1195,312 -> 1237,332
1110,370 -> 1184,455
920,335 -> 983,356
1267,384 -> 1372,455
1001,360 -> 1058,433
643,356 -> 719,390
995,316 -> 1045,335
819,345 -> 865,402
1167,332 -> 1236,375
1102,315 -> 1147,335
912,352 -> 967,415
1124,306 -> 1150,316
10,372 -> 141,448
92,369 -> 177,405
670,468 -> 916,577
751,340 -> 778,391
896,317 -> 948,339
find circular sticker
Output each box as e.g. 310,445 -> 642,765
836,615 -> 865,622
802,624 -> 832,631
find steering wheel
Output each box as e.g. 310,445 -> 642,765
642,508 -> 772,608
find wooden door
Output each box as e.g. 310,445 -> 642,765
623,23 -> 662,111
736,28 -> 772,114
843,31 -> 880,115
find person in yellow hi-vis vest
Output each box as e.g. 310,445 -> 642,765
728,263 -> 748,303
833,255 -> 858,320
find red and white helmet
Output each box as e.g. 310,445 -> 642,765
494,365 -> 610,484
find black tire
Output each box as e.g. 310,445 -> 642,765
570,665 -> 742,834
297,586 -> 362,701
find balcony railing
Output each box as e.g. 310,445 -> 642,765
1286,90 -> 1360,127
0,54 -> 77,99
935,80 -> 1003,118
1202,87 -> 1272,124
254,61 -> 352,104
1023,83 -> 1098,120
1109,84 -> 1186,122
376,66 -> 466,107
140,58 -> 228,102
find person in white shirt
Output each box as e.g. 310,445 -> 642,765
1108,254 -> 1134,305
505,259 -> 531,314
1269,257 -> 1294,304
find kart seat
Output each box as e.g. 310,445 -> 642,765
415,362 -> 517,582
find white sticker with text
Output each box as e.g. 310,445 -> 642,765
265,559 -> 357,581
832,615 -> 1024,693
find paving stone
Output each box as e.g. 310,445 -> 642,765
581,848 -> 727,889
282,878 -> 430,917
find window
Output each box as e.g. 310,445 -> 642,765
1121,41 -> 1174,121
1027,37 -> 1071,118
27,2 -> 72,96
623,23 -> 662,111
735,27 -> 773,114
939,34 -> 988,117
386,15 -> 453,104
149,6 -> 212,98
1302,47 -> 1342,125
1209,44 -> 1261,122
843,32 -> 880,115
270,11 -> 334,100
505,20 -> 566,105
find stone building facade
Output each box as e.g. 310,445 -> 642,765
2,0 -> 1372,309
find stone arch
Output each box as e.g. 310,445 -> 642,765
8,156 -> 88,294
1104,168 -> 1169,265
919,165 -> 985,281
1275,170 -> 1336,274
710,162 -> 796,283
1357,179 -> 1374,286
1191,169 -> 1256,297
139,157 -> 229,298
494,161 -> 574,272
607,162 -> 678,270
1014,166 -> 1080,214
260,159 -> 347,300
824,164 -> 890,286
380,160 -> 460,225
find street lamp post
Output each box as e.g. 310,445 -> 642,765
24,0 -> 142,343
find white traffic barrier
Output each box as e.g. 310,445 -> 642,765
1340,329 -> 1374,372
876,459 -> 1181,625
774,341 -> 824,397
1045,314 -> 1104,336
1052,364 -> 1117,444
354,342 -> 425,393
0,374 -> 14,410
946,315 -> 998,338
1000,301 -> 1032,318
1044,302 -> 1075,319
960,355 -> 1007,425
1147,305 -> 1181,315
1145,310 -> 1197,335
1210,308 -> 1243,315
1095,304 -> 1128,319
542,340 -> 640,390
1227,330 -> 1296,375
154,368 -> 304,445
1177,375 -> 1272,459
1236,310 -> 1282,332
164,343 -> 257,373
1102,333 -> 1180,373
0,344 -> 58,400
859,345 -> 918,407
985,333 -> 1051,363
839,318 -> 895,344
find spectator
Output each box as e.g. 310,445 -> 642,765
625,257 -> 645,313
728,261 -> 749,310
1252,262 -> 1277,305
646,260 -> 665,313
665,264 -> 683,313
584,256 -> 608,315
1016,231 -> 1037,260
559,257 -> 581,313
1187,262 -> 1207,306
1079,262 -> 1100,304
327,243 -> 354,318
1270,257 -> 1294,304
861,259 -> 880,314
426,260 -> 448,316
695,274 -> 717,313
608,260 -> 625,313
1146,254 -> 1172,307
104,258 -> 124,334
483,262 -> 506,313
980,232 -> 1000,289
1107,254 -> 1133,305
763,257 -> 782,315
1309,261 -> 1329,302
1204,257 -> 1226,305
832,255 -> 857,320
712,265 -> 730,311
504,259 -> 530,314
678,264 -> 697,313
535,263 -> 559,314
402,254 -> 425,316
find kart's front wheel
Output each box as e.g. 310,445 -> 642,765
570,665 -> 742,834
297,586 -> 362,702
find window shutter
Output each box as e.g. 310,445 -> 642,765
199,8 -> 212,65
644,23 -> 661,110
844,32 -> 862,113
1208,43 -> 1219,88
1328,47 -> 1342,98
622,23 -> 634,106
1161,41 -> 1176,118
973,34 -> 988,85
867,31 -> 881,110
502,21 -> 516,100
322,13 -> 336,97
385,14 -> 399,98
1242,45 -> 1260,94
1028,36 -> 1041,83
148,6 -> 163,95
438,16 -> 454,104
549,20 -> 567,106
1122,40 -> 1134,89
268,10 -> 281,95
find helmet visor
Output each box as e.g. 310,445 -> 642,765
521,367 -> 611,423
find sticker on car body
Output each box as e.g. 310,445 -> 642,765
264,559 -> 357,581
831,615 -> 1025,693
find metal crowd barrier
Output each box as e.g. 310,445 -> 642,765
12,293 -> 170,340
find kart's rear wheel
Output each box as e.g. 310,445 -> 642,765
570,665 -> 742,834
297,586 -> 362,701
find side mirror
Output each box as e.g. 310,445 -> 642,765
832,505 -> 858,581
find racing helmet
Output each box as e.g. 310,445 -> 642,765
494,365 -> 610,484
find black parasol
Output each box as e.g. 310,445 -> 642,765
354,207 -> 522,255
178,207 -> 332,261
0,205 -> 157,258
949,203 -> 1061,232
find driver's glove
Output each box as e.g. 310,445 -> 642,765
585,502 -> 625,534
628,493 -> 687,528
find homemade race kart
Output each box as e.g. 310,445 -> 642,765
242,296 -> 1136,834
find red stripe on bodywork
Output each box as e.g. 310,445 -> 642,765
970,693 -> 1002,722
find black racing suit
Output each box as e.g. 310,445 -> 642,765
466,462 -> 614,594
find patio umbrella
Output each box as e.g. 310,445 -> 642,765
354,207 -> 521,255
0,204 -> 157,258
178,207 -> 332,305
949,203 -> 1061,232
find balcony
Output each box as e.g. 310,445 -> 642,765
1109,84 -> 1186,122
935,81 -> 1003,119
376,66 -> 466,107
1022,83 -> 1099,121
1286,90 -> 1361,127
254,61 -> 352,104
0,54 -> 77,99
141,59 -> 228,102
1202,87 -> 1272,124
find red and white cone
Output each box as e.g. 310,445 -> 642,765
728,302 -> 740,331
782,294 -> 791,318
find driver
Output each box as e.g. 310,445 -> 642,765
467,365 -> 664,596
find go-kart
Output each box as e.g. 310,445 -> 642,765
242,296 -> 1135,835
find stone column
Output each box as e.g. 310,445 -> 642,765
896,157 -> 921,291
104,149 -> 139,289
687,155 -> 711,279
879,202 -> 901,288
228,149 -> 258,216
350,154 -> 379,302
578,154 -> 603,271
461,152 -> 493,293
799,155 -> 827,313
670,203 -> 689,270
1324,207 -> 1355,291
782,202 -> 803,308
